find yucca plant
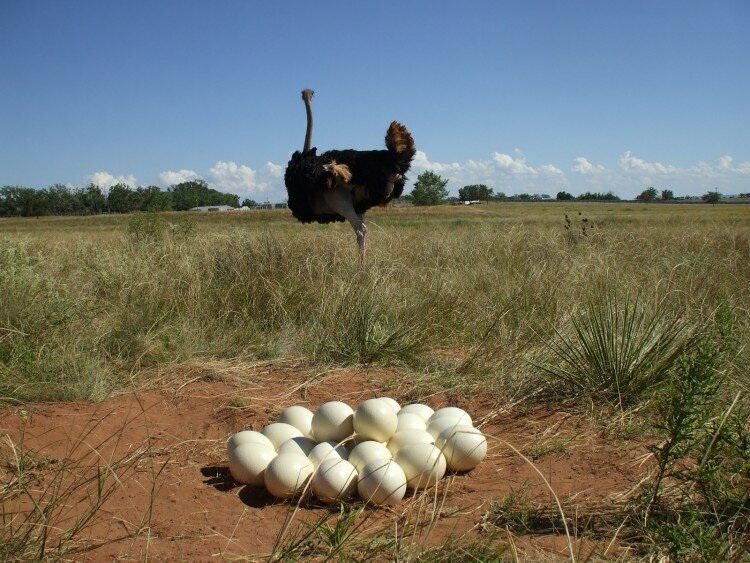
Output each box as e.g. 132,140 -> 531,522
536,294 -> 695,407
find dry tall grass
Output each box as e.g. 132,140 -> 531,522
0,203 -> 747,402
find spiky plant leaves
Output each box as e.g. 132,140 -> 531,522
535,294 -> 696,407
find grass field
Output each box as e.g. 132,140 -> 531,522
1,203 -> 748,559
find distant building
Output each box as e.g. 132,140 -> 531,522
255,203 -> 273,210
189,205 -> 235,212
274,202 -> 288,209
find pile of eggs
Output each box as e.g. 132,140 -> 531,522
227,398 -> 487,505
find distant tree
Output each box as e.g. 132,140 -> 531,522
636,187 -> 658,202
136,186 -> 172,212
660,189 -> 674,201
169,180 -> 239,210
46,184 -> 78,215
490,191 -> 507,202
241,198 -> 258,208
557,191 -> 574,201
409,171 -> 449,206
458,184 -> 493,202
577,191 -> 620,201
107,183 -> 136,213
516,193 -> 532,201
702,190 -> 721,206
81,183 -> 106,214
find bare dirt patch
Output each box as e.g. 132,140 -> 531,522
1,362 -> 651,560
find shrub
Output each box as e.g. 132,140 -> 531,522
535,294 -> 695,406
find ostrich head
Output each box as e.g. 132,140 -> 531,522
301,89 -> 315,152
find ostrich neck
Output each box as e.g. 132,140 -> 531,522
303,97 -> 313,152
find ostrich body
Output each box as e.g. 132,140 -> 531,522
284,89 -> 415,261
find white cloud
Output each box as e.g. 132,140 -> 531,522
85,171 -> 136,190
538,164 -> 565,177
412,150 -> 462,174
618,151 -> 679,175
264,162 -> 284,179
207,161 -> 263,195
716,155 -> 750,175
156,161 -> 283,200
491,152 -> 538,175
572,157 -> 605,174
159,169 -> 200,186
410,150 -> 567,193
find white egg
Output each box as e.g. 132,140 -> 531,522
311,401 -> 354,442
426,416 -> 465,439
398,403 -> 434,422
348,441 -> 392,473
394,443 -> 447,490
264,452 -> 314,499
226,430 -> 274,457
379,397 -> 401,414
396,412 -> 427,432
386,429 -> 435,456
228,443 -> 276,486
278,436 -> 318,457
429,407 -> 472,426
311,458 -> 358,503
435,425 -> 487,471
357,459 -> 407,505
353,398 -> 399,442
309,441 -> 349,468
278,405 -> 314,438
261,423 -> 304,450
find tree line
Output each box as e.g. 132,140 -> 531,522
2,172 -> 736,217
402,172 -> 729,206
401,171 -> 622,205
0,181 -> 243,217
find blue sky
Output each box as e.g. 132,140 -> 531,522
1,1 -> 748,199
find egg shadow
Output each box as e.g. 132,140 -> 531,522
201,465 -> 237,492
238,484 -> 282,508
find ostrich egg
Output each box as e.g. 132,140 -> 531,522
396,413 -> 427,432
229,443 -> 276,486
426,416 -> 465,439
311,458 -> 358,503
429,407 -> 472,427
387,429 -> 435,456
379,397 -> 401,414
357,459 -> 408,505
309,441 -> 349,467
311,401 -> 354,442
226,430 -> 274,457
264,452 -> 314,499
353,398 -> 398,442
398,403 -> 434,422
435,425 -> 487,471
261,423 -> 304,450
278,405 -> 314,438
394,443 -> 447,490
348,441 -> 392,473
278,436 -> 318,457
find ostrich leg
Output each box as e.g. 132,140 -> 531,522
323,187 -> 367,264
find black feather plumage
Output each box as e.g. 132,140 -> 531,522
285,122 -> 415,224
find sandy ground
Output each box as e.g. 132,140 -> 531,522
0,362 -> 651,560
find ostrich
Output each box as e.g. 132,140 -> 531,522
284,89 -> 415,262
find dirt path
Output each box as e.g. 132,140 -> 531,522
0,362 -> 649,560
